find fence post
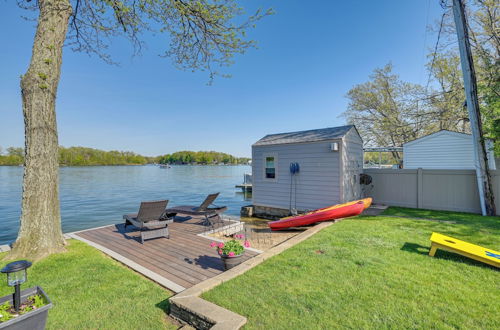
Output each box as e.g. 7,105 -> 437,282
417,168 -> 423,209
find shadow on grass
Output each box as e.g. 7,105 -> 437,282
156,298 -> 186,327
156,298 -> 171,313
401,242 -> 498,270
400,242 -> 430,256
380,207 -> 500,250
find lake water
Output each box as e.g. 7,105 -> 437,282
0,165 -> 252,245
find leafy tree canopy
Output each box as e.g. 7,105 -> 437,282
19,0 -> 272,80
343,0 -> 499,156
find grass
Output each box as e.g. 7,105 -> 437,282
0,240 -> 175,329
203,207 -> 500,329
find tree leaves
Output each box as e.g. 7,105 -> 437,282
62,0 -> 272,79
343,64 -> 430,160
344,0 -> 499,156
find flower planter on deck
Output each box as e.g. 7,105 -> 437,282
219,251 -> 245,271
0,286 -> 52,330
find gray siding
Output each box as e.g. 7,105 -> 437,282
403,131 -> 496,170
341,128 -> 363,202
252,141 -> 341,211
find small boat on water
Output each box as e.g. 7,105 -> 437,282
268,198 -> 372,231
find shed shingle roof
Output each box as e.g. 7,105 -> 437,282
253,125 -> 355,146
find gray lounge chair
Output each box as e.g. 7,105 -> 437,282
165,193 -> 227,227
123,200 -> 172,244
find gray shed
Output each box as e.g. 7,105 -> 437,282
251,125 -> 363,216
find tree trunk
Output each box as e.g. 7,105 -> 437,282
7,0 -> 72,260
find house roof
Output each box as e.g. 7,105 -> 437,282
253,125 -> 356,146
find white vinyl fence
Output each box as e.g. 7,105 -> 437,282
363,168 -> 500,215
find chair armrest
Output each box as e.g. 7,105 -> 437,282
143,219 -> 169,229
123,214 -> 138,221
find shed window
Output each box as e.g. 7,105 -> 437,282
265,156 -> 276,179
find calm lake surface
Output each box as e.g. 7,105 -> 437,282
0,165 -> 252,245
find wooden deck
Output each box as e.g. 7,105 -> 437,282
72,216 -> 258,291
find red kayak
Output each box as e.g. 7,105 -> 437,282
268,201 -> 365,231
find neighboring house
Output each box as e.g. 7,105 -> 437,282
251,125 -> 363,217
403,130 -> 496,170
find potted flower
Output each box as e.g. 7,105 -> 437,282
0,261 -> 52,330
210,234 -> 250,270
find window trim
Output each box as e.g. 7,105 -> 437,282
263,153 -> 278,181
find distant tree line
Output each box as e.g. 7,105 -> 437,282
0,146 -> 250,166
158,151 -> 250,165
0,146 -> 150,166
58,147 -> 150,166
0,147 -> 24,165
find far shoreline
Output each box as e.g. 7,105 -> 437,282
0,163 -> 251,167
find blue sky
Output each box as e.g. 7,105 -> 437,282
0,0 -> 444,157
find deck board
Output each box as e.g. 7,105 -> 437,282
73,216 -> 258,290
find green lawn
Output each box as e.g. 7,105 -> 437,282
203,207 -> 500,329
0,240 -> 175,329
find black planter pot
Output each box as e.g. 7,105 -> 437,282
0,286 -> 52,330
220,251 -> 245,270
